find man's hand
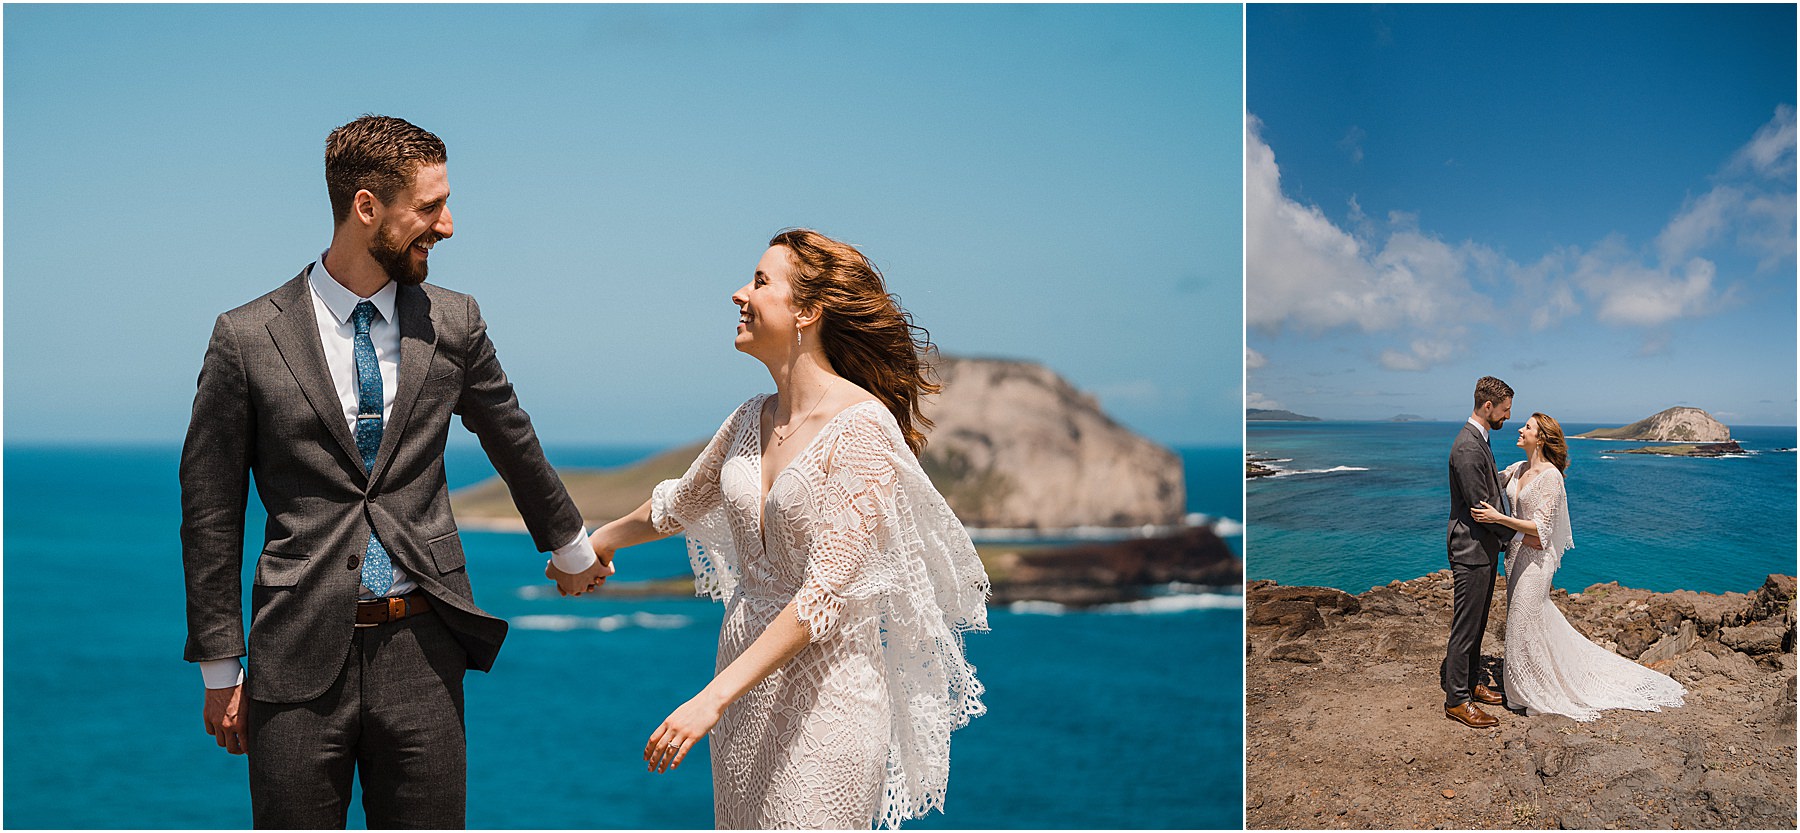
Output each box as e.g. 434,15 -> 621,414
546,549 -> 615,596
203,684 -> 249,755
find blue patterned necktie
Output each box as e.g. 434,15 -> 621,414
352,301 -> 395,596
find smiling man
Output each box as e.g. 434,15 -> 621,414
179,115 -> 613,827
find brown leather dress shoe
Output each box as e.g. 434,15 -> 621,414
1445,702 -> 1498,728
1473,684 -> 1504,705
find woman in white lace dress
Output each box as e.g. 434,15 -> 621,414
558,229 -> 989,828
1470,412 -> 1684,722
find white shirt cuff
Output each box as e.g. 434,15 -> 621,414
550,527 -> 597,573
200,659 -> 245,689
1511,531 -> 1525,543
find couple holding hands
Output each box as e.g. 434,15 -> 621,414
180,115 -> 989,830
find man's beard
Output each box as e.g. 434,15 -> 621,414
1485,415 -> 1506,430
370,222 -> 430,286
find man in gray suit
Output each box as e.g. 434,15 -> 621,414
1440,375 -> 1535,728
181,115 -> 613,827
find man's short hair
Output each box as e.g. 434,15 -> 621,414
324,115 -> 447,225
1474,376 -> 1514,410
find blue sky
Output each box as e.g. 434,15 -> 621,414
4,4 -> 1243,448
1247,4 -> 1796,426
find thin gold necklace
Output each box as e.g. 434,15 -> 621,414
773,383 -> 832,445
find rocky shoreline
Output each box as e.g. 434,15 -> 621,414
1247,573 -> 1795,829
1613,440 -> 1746,457
565,525 -> 1242,608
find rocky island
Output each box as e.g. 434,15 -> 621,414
1577,406 -> 1732,443
1246,574 -> 1795,829
1573,407 -> 1742,458
453,356 -> 1238,607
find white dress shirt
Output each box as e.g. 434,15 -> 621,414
1467,416 -> 1524,546
202,252 -> 596,689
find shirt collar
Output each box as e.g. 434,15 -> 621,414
310,250 -> 398,327
1466,416 -> 1490,442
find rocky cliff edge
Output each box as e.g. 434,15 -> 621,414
1246,573 -> 1795,829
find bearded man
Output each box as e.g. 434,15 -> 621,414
180,115 -> 612,827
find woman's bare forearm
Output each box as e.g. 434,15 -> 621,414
695,600 -> 813,712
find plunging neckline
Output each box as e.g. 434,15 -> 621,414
1515,463 -> 1553,500
752,395 -> 882,549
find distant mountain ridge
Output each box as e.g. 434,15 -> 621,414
1247,408 -> 1320,422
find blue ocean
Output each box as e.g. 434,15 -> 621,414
3,443 -> 1242,829
1247,421 -> 1797,595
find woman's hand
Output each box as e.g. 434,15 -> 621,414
1470,500 -> 1505,524
645,693 -> 724,773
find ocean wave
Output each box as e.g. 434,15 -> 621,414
1006,590 -> 1243,616
512,612 -> 694,632
1099,593 -> 1243,614
1212,518 -> 1244,537
1271,465 -> 1370,478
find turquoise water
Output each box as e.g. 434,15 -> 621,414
1247,422 -> 1797,595
3,443 -> 1241,829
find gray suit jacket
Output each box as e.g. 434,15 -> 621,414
181,267 -> 584,704
1446,422 -> 1513,566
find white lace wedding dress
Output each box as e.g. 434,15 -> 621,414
651,395 -> 990,829
1500,461 -> 1685,722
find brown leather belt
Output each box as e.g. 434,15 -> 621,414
355,592 -> 433,628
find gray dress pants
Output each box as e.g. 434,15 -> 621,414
246,609 -> 468,829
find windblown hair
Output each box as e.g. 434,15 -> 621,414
1473,375 -> 1514,410
1531,412 -> 1570,473
325,115 -> 447,226
771,228 -> 940,456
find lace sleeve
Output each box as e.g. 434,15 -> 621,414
793,407 -> 991,829
651,397 -> 758,601
1532,469 -> 1574,558
793,414 -> 896,642
1500,460 -> 1526,486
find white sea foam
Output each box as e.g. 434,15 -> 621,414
513,612 -> 693,632
1271,465 -> 1370,478
1098,593 -> 1242,614
1007,589 -> 1242,616
1212,518 -> 1245,537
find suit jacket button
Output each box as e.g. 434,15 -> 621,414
348,554 -> 362,569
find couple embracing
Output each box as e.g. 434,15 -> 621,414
1441,376 -> 1686,728
180,115 -> 989,829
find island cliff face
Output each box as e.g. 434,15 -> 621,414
452,355 -> 1186,531
918,356 -> 1185,529
1246,574 -> 1795,830
1576,406 -> 1732,442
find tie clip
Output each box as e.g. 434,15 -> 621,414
357,413 -> 382,421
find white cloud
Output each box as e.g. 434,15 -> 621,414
1245,347 -> 1267,371
1729,104 -> 1796,180
1338,125 -> 1367,165
1379,338 -> 1457,372
1575,240 -> 1719,327
1247,106 -> 1792,362
1656,186 -> 1742,264
1246,115 -> 1487,346
1246,391 -> 1283,410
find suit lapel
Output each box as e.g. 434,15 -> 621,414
1469,422 -> 1510,513
265,268 -> 366,478
369,283 -> 439,485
